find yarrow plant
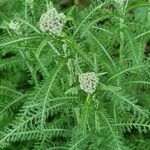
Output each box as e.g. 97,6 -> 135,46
39,8 -> 66,36
0,0 -> 150,150
79,72 -> 99,94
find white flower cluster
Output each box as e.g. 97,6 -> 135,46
39,8 -> 66,36
9,20 -> 20,31
79,72 -> 99,94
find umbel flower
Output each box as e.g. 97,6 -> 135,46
79,72 -> 99,94
39,8 -> 66,36
9,20 -> 20,31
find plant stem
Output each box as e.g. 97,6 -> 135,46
81,94 -> 92,133
119,2 -> 125,68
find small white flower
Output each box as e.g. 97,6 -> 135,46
79,72 -> 99,94
39,8 -> 66,36
9,20 -> 20,31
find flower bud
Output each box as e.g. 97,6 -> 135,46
9,20 -> 20,31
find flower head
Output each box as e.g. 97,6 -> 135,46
79,72 -> 98,94
9,20 -> 20,31
39,8 -> 66,36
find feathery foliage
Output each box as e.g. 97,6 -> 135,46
0,0 -> 150,149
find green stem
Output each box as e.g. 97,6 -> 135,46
119,3 -> 125,68
46,0 -> 49,10
81,94 -> 92,132
148,0 -> 150,24
25,0 -> 28,20
118,1 -> 127,86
